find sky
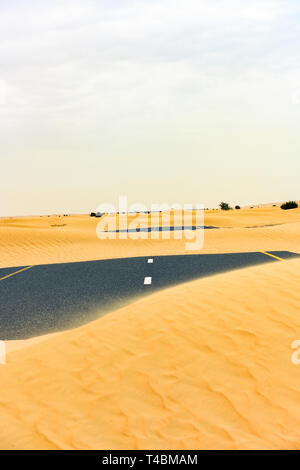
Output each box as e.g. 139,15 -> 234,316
1,0 -> 300,216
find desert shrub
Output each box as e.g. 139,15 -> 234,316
235,205 -> 241,210
280,201 -> 298,210
90,212 -> 96,217
219,202 -> 231,211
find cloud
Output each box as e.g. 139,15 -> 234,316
0,0 -> 300,214
0,0 -> 298,118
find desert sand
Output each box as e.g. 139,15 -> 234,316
0,206 -> 300,268
0,206 -> 300,449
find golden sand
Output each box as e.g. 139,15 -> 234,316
1,257 -> 300,449
0,206 -> 300,449
0,207 -> 299,268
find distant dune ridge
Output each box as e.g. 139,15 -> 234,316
0,206 -> 300,449
0,206 -> 299,268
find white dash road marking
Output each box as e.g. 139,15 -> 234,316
144,277 -> 152,285
147,258 -> 153,263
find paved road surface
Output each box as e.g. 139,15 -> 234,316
0,251 -> 298,340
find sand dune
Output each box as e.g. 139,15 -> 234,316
1,257 -> 300,450
1,206 -> 299,449
0,207 -> 300,268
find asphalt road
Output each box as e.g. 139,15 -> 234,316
0,251 -> 298,340
105,225 -> 218,232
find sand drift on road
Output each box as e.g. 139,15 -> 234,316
0,206 -> 300,450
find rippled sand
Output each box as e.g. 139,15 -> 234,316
0,206 -> 300,449
1,257 -> 300,449
0,206 -> 299,268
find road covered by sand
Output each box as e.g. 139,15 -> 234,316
0,206 -> 300,449
0,206 -> 300,268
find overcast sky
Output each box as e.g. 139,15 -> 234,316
1,0 -> 300,215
